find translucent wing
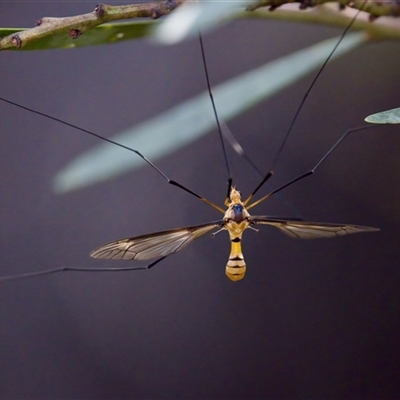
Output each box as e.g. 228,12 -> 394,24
251,216 -> 379,239
90,221 -> 222,260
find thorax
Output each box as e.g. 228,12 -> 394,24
224,202 -> 251,237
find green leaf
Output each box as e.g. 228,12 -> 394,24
53,32 -> 366,193
0,22 -> 155,50
365,107 -> 400,124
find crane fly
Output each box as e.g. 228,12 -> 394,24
90,186 -> 378,281
0,1 -> 379,282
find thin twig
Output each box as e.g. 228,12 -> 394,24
243,3 -> 400,40
248,0 -> 400,18
0,1 -> 186,50
1,0 -> 400,51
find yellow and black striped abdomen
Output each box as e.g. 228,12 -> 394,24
226,237 -> 246,281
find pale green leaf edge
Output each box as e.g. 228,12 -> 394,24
53,32 -> 366,193
153,1 -> 248,44
365,107 -> 400,124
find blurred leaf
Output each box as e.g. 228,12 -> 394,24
153,1 -> 250,44
53,32 -> 366,194
365,107 -> 400,124
0,22 -> 154,50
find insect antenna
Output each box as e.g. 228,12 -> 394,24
243,1 -> 367,207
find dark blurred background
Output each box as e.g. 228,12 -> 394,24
0,2 -> 399,399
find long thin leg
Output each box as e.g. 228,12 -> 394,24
243,171 -> 273,206
269,2 -> 366,172
220,121 -> 264,177
244,2 -> 367,207
0,96 -> 225,214
199,33 -> 233,205
0,257 -> 167,282
246,125 -> 376,210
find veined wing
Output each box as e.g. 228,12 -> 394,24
90,221 -> 222,260
251,216 -> 379,239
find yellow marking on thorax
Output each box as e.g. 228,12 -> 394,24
226,220 -> 249,235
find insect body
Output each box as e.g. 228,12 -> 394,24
90,188 -> 378,281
